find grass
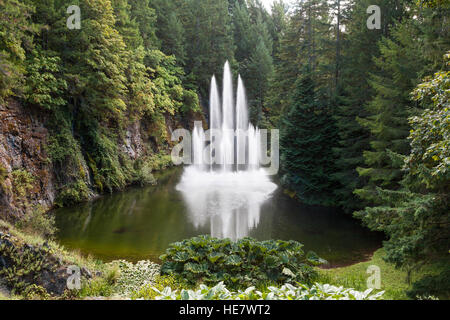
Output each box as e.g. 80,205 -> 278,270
0,218 -> 107,299
317,248 -> 449,300
0,219 -> 99,272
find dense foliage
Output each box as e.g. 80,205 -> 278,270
355,53 -> 450,283
0,233 -> 59,296
160,236 -> 324,288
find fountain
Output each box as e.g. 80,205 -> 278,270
176,61 -> 277,240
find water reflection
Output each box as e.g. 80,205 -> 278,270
176,167 -> 277,239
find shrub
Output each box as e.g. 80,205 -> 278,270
150,282 -> 385,300
132,162 -> 156,186
78,277 -> 115,298
11,169 -> 35,203
16,206 -> 57,238
146,153 -> 173,172
111,260 -> 160,296
131,275 -> 187,300
0,235 -> 55,296
0,165 -> 7,189
407,269 -> 450,300
76,264 -> 121,298
160,236 -> 325,289
55,180 -> 90,207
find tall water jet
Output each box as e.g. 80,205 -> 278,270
236,75 -> 248,170
222,61 -> 234,171
209,75 -> 221,169
193,123 -> 205,169
248,124 -> 260,170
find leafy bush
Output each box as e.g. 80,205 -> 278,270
0,234 -> 55,296
24,49 -> 67,111
150,282 -> 385,300
11,169 -> 35,204
160,236 -> 325,289
131,275 -> 187,300
16,206 -> 57,238
55,180 -> 90,207
111,260 -> 160,296
407,269 -> 450,300
76,264 -> 121,299
146,153 -> 173,172
78,277 -> 115,298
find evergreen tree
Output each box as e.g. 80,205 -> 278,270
0,0 -> 36,101
128,0 -> 158,50
232,0 -> 274,126
266,4 -> 302,126
177,0 -> 235,98
149,0 -> 186,64
268,0 -> 287,65
266,0 -> 333,126
280,71 -> 336,206
332,0 -> 408,212
247,38 -> 273,126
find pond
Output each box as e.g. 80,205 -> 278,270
55,167 -> 383,267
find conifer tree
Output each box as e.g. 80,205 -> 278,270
0,0 -> 36,101
266,0 -> 332,126
128,0 -> 158,50
280,71 -> 336,206
148,0 -> 186,64
332,0 -> 408,212
177,0 -> 235,98
232,0 -> 274,126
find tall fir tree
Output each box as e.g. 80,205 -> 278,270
148,0 -> 186,64
0,0 -> 36,101
232,0 -> 274,126
332,0 -> 408,212
280,71 -> 336,206
266,0 -> 333,126
177,0 -> 235,99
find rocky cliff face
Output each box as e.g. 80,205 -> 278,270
0,100 -> 56,219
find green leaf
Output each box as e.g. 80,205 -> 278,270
225,255 -> 243,266
208,252 -> 225,263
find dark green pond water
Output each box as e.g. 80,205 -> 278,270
55,167 -> 383,267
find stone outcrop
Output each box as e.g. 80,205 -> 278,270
0,228 -> 90,297
0,100 -> 55,219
